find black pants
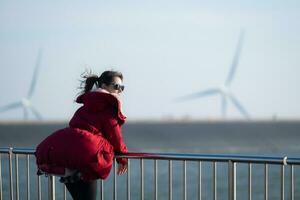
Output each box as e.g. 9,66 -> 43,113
65,179 -> 97,200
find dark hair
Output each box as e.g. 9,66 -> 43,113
79,70 -> 123,93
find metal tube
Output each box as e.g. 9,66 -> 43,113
113,159 -> 117,200
0,154 -> 2,200
154,160 -> 157,200
38,175 -> 41,200
63,184 -> 66,200
127,159 -> 130,200
5,147 -> 300,164
140,159 -> 144,200
116,152 -> 300,165
234,162 -> 237,200
15,154 -> 19,200
169,160 -> 172,200
228,161 -> 236,200
9,147 -> 14,200
183,160 -> 187,200
100,179 -> 104,200
291,165 -> 294,200
248,163 -> 252,200
26,155 -> 30,200
213,162 -> 217,200
199,161 -> 202,200
281,165 -> 285,200
48,176 -> 55,200
265,164 -> 268,200
228,160 -> 234,200
6,148 -> 300,164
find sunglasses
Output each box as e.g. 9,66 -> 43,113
110,83 -> 125,92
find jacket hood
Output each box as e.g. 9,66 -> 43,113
76,89 -> 126,123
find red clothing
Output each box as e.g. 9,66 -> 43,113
35,89 -> 128,181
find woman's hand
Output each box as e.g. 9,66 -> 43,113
117,163 -> 128,175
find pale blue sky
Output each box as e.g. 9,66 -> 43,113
0,0 -> 300,121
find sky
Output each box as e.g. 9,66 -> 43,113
0,0 -> 300,121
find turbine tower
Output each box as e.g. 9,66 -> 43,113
0,49 -> 43,120
176,30 -> 250,119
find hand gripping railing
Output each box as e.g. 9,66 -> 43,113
1,147 -> 300,200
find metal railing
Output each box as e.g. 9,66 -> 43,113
0,147 -> 300,200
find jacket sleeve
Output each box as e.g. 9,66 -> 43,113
102,116 -> 128,165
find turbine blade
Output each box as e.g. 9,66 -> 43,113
0,102 -> 22,113
228,94 -> 250,119
30,106 -> 43,120
225,29 -> 245,86
221,95 -> 227,119
174,88 -> 220,102
27,48 -> 43,98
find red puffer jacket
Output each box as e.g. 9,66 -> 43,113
35,89 -> 128,181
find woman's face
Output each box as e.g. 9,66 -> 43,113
102,76 -> 124,95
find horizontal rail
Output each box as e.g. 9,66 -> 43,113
1,147 -> 300,165
116,152 -> 300,165
0,147 -> 35,155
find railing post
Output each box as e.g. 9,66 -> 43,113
281,165 -> 285,200
0,154 -> 2,200
199,161 -> 202,200
248,163 -> 252,200
213,162 -> 217,200
63,184 -> 66,200
127,159 -> 131,200
26,155 -> 30,200
140,159 -> 144,200
183,160 -> 187,200
15,154 -> 19,200
154,160 -> 157,200
48,176 -> 55,200
9,147 -> 14,200
291,165 -> 294,200
265,164 -> 268,200
228,160 -> 236,200
37,175 -> 42,200
113,159 -> 117,200
169,160 -> 173,200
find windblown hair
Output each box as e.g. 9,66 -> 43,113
79,69 -> 123,94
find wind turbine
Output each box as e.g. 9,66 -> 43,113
0,49 -> 43,120
176,30 -> 250,119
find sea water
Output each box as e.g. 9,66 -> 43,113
0,121 -> 300,199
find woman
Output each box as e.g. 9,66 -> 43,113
35,70 -> 128,200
